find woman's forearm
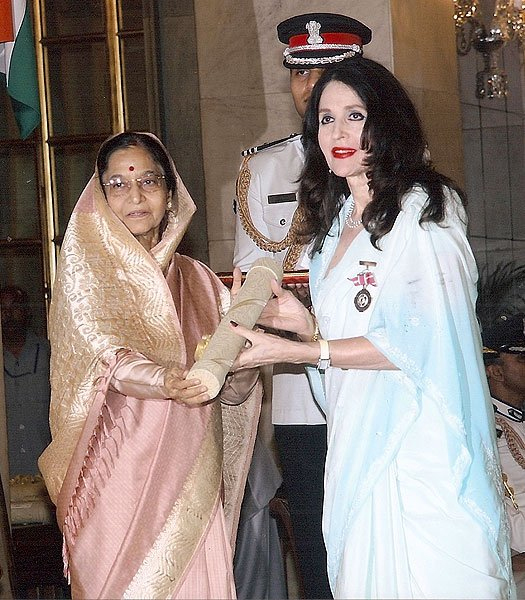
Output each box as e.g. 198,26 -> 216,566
323,337 -> 397,370
242,332 -> 397,371
111,352 -> 170,398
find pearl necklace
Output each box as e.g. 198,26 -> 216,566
345,198 -> 363,229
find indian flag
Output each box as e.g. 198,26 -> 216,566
0,0 -> 40,139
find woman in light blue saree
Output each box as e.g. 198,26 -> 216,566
231,58 -> 514,599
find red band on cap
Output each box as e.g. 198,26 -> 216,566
289,32 -> 362,48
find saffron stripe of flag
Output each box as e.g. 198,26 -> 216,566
0,0 -> 14,43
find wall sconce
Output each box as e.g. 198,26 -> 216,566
454,0 -> 525,98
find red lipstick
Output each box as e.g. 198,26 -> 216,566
331,147 -> 356,159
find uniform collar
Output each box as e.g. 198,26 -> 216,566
492,396 -> 525,423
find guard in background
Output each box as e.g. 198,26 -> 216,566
1,286 -> 51,478
483,314 -> 525,598
233,13 -> 371,599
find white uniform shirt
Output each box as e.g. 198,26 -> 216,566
493,396 -> 525,552
233,135 -> 324,425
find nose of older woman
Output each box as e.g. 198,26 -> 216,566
129,182 -> 145,203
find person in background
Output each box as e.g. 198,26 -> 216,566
231,58 -> 514,598
1,286 -> 51,478
38,132 -> 261,599
483,314 -> 525,598
233,14 -> 371,599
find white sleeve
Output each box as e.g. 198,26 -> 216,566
233,164 -> 273,271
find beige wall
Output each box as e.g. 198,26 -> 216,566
391,0 -> 464,187
167,0 -> 464,271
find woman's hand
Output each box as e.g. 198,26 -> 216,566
229,322 -> 317,370
230,267 -> 243,305
258,278 -> 315,339
164,366 -> 210,406
282,281 -> 311,307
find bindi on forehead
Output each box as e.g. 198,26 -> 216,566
128,165 -> 135,171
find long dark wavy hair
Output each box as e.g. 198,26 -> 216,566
299,58 -> 466,253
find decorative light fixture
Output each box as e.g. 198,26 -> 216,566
454,0 -> 525,98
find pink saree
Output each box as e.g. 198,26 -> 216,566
38,139 -> 261,598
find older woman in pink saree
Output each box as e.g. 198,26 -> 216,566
38,132 -> 261,599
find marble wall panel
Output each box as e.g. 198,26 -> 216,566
461,102 -> 480,130
480,105 -> 517,129
462,128 -> 485,238
508,124 -> 525,241
157,0 -> 194,17
195,3 -> 262,99
209,239 -> 237,273
471,237 -> 525,276
457,47 -> 479,105
480,126 -> 513,240
501,43 -> 524,115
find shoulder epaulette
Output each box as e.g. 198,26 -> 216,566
241,133 -> 300,157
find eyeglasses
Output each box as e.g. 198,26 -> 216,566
102,174 -> 166,197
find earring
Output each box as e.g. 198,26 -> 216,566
167,199 -> 172,210
328,168 -> 332,174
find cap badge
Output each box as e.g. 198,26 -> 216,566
306,21 -> 323,45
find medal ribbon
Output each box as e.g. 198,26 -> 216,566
350,271 -> 377,287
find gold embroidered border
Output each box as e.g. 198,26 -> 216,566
496,415 -> 525,469
236,155 -> 305,271
123,406 -> 223,599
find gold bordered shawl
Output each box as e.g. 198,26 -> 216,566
39,158 -> 198,504
39,137 -> 261,597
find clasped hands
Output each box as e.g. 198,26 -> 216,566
162,268 -> 246,406
164,269 -> 314,405
163,366 -> 210,406
229,275 -> 315,370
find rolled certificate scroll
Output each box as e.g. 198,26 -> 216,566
186,257 -> 283,399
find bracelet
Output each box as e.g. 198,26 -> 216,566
311,319 -> 320,342
317,339 -> 331,371
310,311 -> 320,342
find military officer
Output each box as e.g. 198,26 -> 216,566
234,12 -> 372,272
483,314 -> 525,597
233,13 -> 371,599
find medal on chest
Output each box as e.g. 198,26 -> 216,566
349,261 -> 377,312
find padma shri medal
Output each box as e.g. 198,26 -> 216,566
349,261 -> 377,312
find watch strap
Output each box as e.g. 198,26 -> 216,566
317,339 -> 331,371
